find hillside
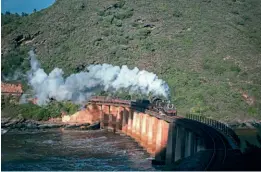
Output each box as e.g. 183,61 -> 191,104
1,0 -> 261,122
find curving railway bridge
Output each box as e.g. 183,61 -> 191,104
68,96 -> 241,170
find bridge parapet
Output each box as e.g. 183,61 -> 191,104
185,114 -> 240,149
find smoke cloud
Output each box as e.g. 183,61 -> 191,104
27,50 -> 170,105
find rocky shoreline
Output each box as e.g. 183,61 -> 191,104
1,116 -> 100,134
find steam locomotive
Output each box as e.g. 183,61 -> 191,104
90,96 -> 177,116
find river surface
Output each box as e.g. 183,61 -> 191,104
2,129 -> 157,171
2,127 -> 261,171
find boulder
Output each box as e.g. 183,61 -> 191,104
64,123 -> 90,130
84,122 -> 100,130
38,123 -> 64,129
4,115 -> 25,128
1,129 -> 8,135
1,117 -> 11,125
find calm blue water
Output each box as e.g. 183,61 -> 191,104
1,0 -> 55,14
1,129 -> 157,171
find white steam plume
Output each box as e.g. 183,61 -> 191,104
27,50 -> 170,105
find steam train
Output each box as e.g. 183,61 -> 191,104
90,96 -> 177,116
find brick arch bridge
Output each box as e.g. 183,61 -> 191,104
64,96 -> 241,170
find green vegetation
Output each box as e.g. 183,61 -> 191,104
1,96 -> 80,121
1,0 -> 261,122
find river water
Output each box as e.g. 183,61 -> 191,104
2,129 -> 157,171
2,127 -> 261,171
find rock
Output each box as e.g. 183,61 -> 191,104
38,123 -> 64,129
144,24 -> 155,29
1,117 -> 11,125
25,122 -> 39,129
1,128 -> 8,135
64,124 -> 76,129
4,116 -> 25,128
64,123 -> 90,130
84,122 -> 100,130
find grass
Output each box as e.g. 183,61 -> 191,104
1,0 -> 261,122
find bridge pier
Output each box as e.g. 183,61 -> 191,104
126,109 -> 133,136
152,117 -> 158,155
185,130 -> 196,157
116,107 -> 123,131
155,120 -> 164,162
121,107 -> 128,133
100,105 -> 105,129
196,137 -> 205,152
175,125 -> 186,161
132,112 -> 137,140
108,106 -> 114,132
101,105 -> 110,129
141,114 -> 148,147
135,113 -> 141,142
166,122 -> 177,165
147,116 -> 154,154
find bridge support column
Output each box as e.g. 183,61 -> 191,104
196,138 -> 205,152
147,116 -> 154,154
116,107 -> 123,132
154,120 -> 169,164
141,114 -> 148,147
127,109 -> 133,136
132,112 -> 138,139
102,105 -> 110,129
175,126 -> 186,161
135,113 -> 141,142
185,130 -> 195,157
166,122 -> 177,165
139,113 -> 144,142
152,117 -> 158,155
121,107 -> 128,133
100,105 -> 104,129
108,106 -> 114,132
155,120 -> 164,162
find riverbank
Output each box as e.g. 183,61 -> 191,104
1,116 -> 100,134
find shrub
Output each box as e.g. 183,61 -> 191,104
230,65 -> 241,73
173,11 -> 182,17
114,9 -> 133,20
1,46 -> 30,77
112,1 -> 125,9
136,28 -> 151,39
113,19 -> 122,27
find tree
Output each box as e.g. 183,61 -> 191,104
5,11 -> 11,15
21,12 -> 28,17
33,9 -> 37,13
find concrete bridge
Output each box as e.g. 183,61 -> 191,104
70,98 -> 241,170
